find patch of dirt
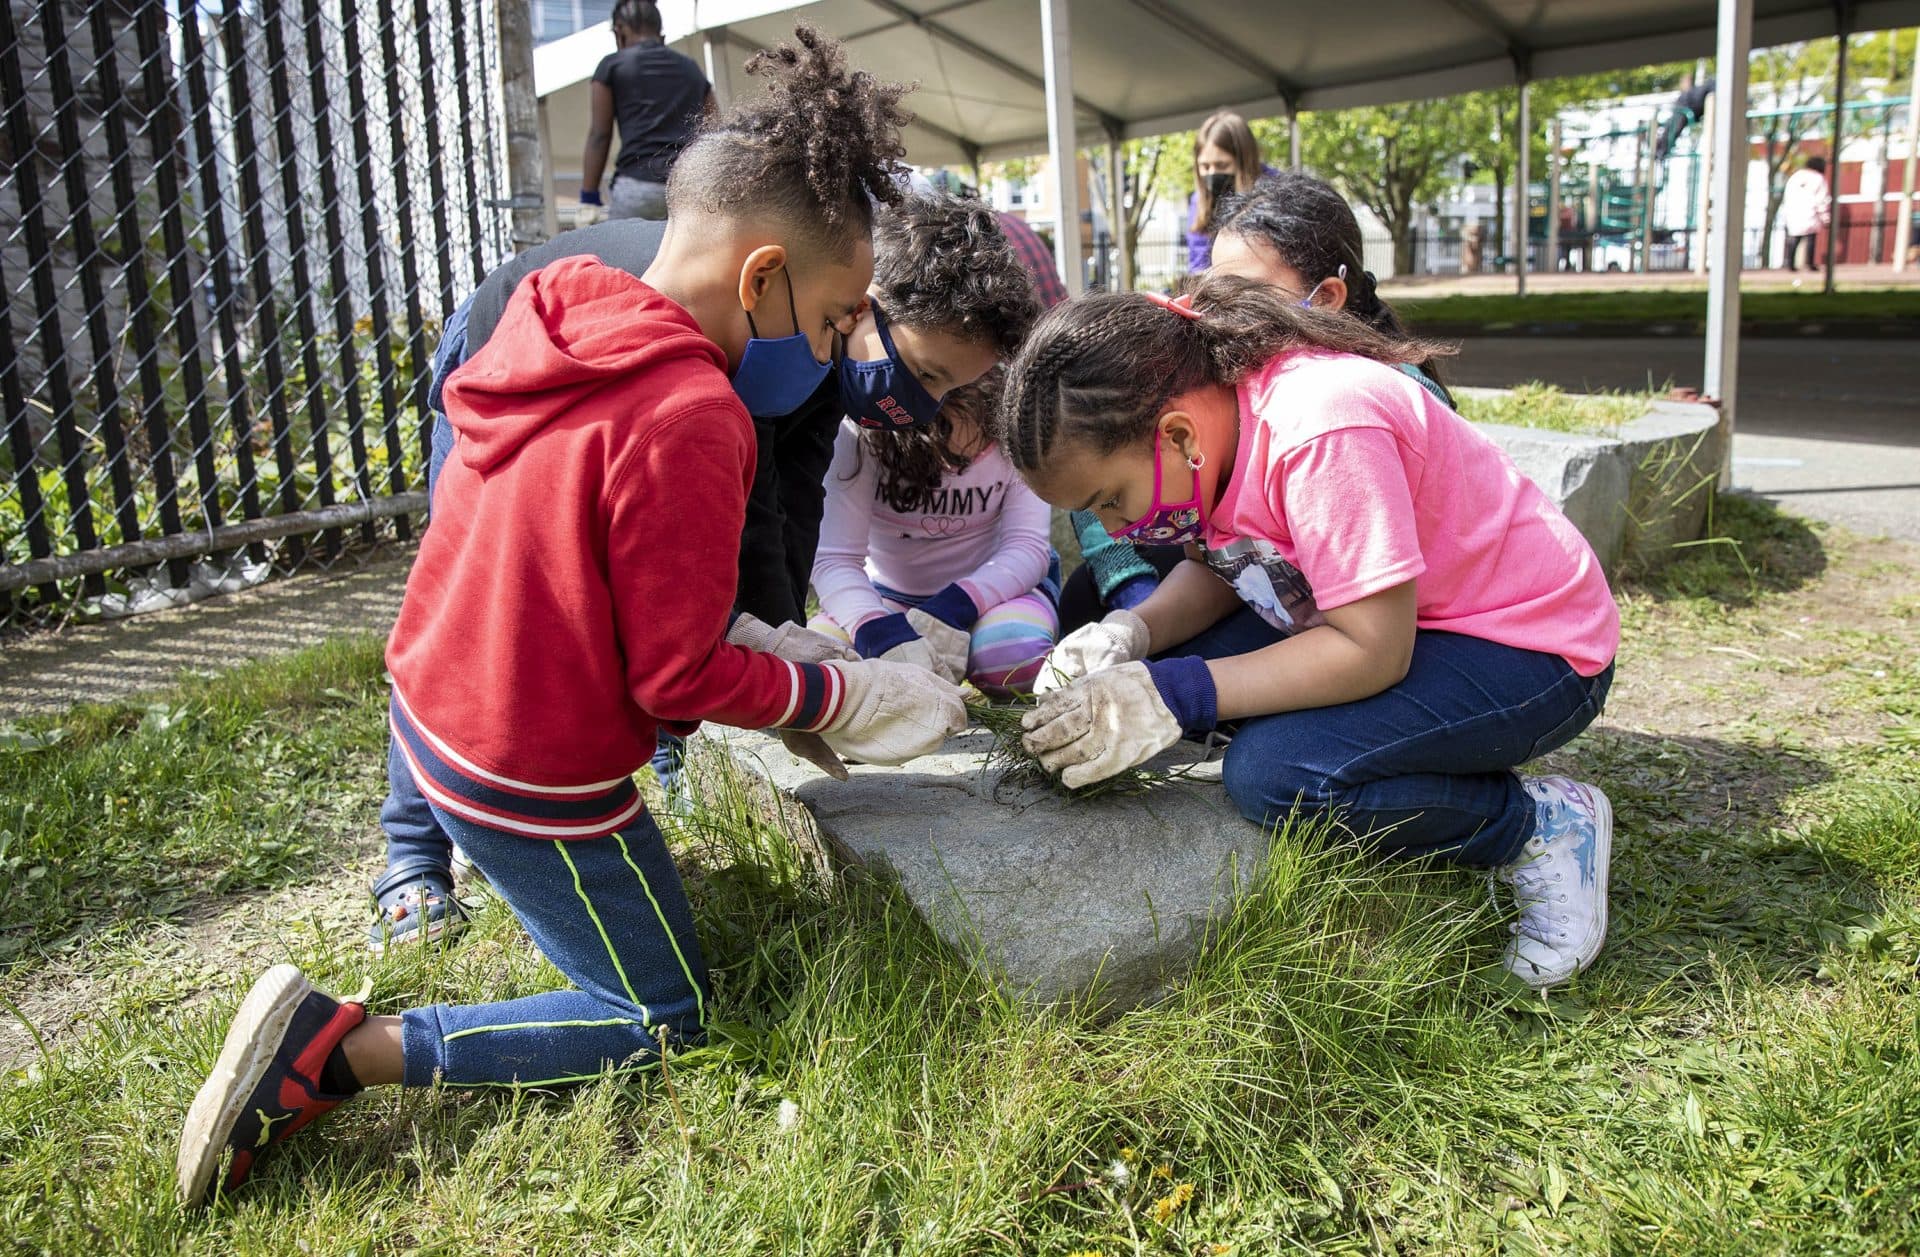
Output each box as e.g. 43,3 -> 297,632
0,827 -> 386,1071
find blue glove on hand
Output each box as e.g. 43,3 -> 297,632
852,613 -> 920,660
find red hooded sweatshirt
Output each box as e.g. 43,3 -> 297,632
385,256 -> 845,839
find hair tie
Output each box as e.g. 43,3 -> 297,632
1142,290 -> 1203,321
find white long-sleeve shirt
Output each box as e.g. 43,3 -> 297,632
811,420 -> 1052,631
1781,168 -> 1832,237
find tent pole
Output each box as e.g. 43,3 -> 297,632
1705,0 -> 1753,489
1896,33 -> 1919,272
1694,79 -> 1716,275
1106,126 -> 1132,291
1040,0 -> 1083,295
702,30 -> 733,111
1824,14 -> 1849,294
1546,116 -> 1561,276
1515,80 -> 1530,297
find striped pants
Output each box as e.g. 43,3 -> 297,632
811,585 -> 1059,700
398,802 -> 708,1088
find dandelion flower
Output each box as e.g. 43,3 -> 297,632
1151,1162 -> 1173,1180
1108,1159 -> 1132,1186
776,1099 -> 800,1131
1150,1181 -> 1195,1224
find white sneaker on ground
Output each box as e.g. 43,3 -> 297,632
1495,775 -> 1613,989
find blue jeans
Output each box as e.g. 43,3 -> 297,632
377,303 -> 469,883
1174,609 -> 1613,867
399,803 -> 709,1087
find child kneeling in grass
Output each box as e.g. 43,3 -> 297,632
175,28 -> 966,1206
995,274 -> 1620,990
811,370 -> 1057,699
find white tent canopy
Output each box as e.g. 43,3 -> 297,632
667,0 -> 1920,166
535,0 -> 1920,467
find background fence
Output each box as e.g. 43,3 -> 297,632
1,0 -> 513,631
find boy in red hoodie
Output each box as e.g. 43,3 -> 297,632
176,28 -> 964,1205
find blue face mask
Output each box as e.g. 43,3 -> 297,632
731,266 -> 832,418
835,303 -> 943,431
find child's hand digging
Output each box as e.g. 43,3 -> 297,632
1020,661 -> 1183,789
1033,608 -> 1150,695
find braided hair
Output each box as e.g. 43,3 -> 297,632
991,274 -> 1454,475
666,25 -> 912,260
1213,171 -> 1449,389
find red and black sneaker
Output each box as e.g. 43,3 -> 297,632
176,965 -> 367,1206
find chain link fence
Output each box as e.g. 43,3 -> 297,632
1,0 -> 512,631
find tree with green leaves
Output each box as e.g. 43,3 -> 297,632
1747,39 -> 1839,267
1300,99 -> 1461,273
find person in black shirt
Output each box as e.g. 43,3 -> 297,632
579,1 -> 714,222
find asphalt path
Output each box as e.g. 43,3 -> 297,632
1451,336 -> 1920,540
1449,337 -> 1918,448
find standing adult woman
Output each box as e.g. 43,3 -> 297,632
1185,111 -> 1269,273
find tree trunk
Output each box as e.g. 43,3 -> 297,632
1492,168 -> 1508,261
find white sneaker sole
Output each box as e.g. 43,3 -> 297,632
176,964 -> 311,1206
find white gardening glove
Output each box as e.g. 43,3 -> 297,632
903,609 -> 971,686
816,659 -> 967,766
575,200 -> 606,227
1020,661 -> 1182,789
727,612 -> 858,665
880,634 -> 944,678
1033,608 -> 1151,696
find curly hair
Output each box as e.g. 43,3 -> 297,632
858,367 -> 1003,515
870,193 -> 1040,357
992,275 -> 1455,475
667,25 -> 913,259
1213,171 -> 1449,389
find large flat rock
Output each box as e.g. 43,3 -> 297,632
1476,421 -> 1631,573
714,727 -> 1267,1012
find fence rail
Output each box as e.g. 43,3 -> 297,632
1,0 -> 512,630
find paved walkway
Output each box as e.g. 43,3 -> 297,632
0,556 -> 411,722
1380,263 -> 1920,298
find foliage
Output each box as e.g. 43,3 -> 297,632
1453,382 -> 1649,436
4,502 -> 1920,1252
1300,98 -> 1460,274
1395,285 -> 1920,329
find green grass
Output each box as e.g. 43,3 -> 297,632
1453,382 -> 1652,436
1398,287 -> 1920,331
3,498 -> 1920,1253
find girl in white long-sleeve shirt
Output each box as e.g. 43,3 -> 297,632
811,375 -> 1059,698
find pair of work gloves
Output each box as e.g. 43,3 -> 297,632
1023,608 -> 1217,790
848,584 -> 979,687
726,612 -> 967,781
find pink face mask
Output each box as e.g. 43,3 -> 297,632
1109,442 -> 1208,545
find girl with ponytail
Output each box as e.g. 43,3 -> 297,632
1057,171 -> 1452,637
992,274 -> 1621,992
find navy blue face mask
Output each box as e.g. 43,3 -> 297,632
835,303 -> 943,431
731,266 -> 832,419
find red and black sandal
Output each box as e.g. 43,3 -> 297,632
176,965 -> 367,1206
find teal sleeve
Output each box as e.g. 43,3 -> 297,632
1071,509 -> 1160,600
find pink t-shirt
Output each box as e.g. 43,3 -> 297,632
1202,350 -> 1619,677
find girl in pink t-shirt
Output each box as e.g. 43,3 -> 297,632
812,375 -> 1060,699
994,276 -> 1621,990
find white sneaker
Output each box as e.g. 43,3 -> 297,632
1496,775 -> 1612,989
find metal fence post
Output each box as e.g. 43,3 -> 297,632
497,0 -> 547,252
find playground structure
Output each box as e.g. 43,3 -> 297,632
1528,93 -> 1916,275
